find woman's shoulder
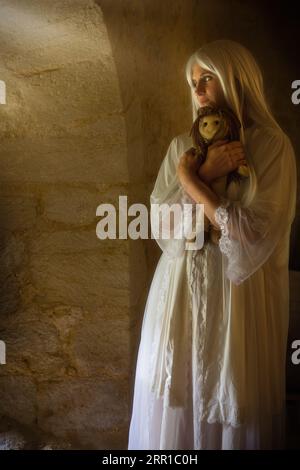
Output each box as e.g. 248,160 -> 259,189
171,131 -> 193,155
175,130 -> 193,143
246,124 -> 294,156
246,124 -> 296,176
247,123 -> 291,144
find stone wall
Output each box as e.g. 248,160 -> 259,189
0,0 -> 129,449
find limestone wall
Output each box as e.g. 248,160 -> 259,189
0,0 -> 129,449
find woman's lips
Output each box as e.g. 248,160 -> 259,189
198,98 -> 209,106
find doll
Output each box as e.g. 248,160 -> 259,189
188,105 -> 249,245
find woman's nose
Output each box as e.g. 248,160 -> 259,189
195,82 -> 205,95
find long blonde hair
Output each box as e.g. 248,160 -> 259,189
185,39 -> 283,205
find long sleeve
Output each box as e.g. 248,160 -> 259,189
214,127 -> 297,285
150,135 -> 202,258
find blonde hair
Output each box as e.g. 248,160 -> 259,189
185,39 -> 283,205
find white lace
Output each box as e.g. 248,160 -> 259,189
214,200 -> 232,257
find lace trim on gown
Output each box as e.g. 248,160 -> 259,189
214,199 -> 232,257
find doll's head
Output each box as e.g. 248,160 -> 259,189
189,105 -> 241,156
189,104 -> 249,182
198,110 -> 229,142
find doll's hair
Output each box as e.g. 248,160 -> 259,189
185,39 -> 283,205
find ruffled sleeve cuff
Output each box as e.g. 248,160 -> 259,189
214,198 -> 232,258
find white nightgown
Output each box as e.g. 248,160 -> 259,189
127,123 -> 297,450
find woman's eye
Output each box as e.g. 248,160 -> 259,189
192,75 -> 213,88
201,75 -> 212,83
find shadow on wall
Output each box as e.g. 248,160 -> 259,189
0,0 -> 131,450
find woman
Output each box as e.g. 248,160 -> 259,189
127,39 -> 297,450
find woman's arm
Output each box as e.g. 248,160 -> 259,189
177,140 -> 247,229
183,130 -> 296,285
178,170 -> 221,229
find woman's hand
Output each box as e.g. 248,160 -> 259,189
198,140 -> 247,184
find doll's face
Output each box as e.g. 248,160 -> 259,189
199,113 -> 228,141
191,63 -> 225,108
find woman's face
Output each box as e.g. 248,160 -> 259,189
191,63 -> 225,108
